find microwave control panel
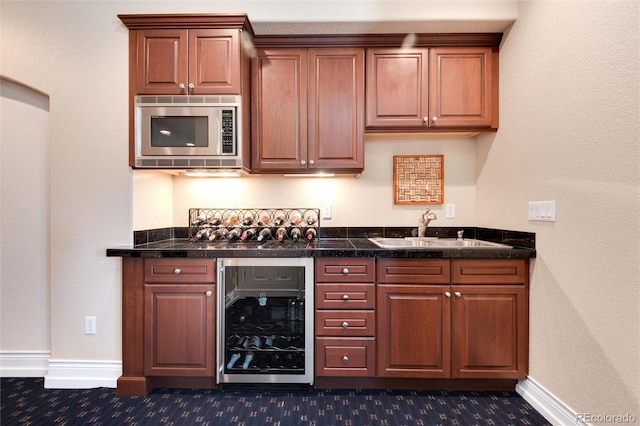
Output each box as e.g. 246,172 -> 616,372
222,109 -> 235,154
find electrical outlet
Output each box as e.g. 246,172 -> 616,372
322,204 -> 332,220
85,316 -> 96,335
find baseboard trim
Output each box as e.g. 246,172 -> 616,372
516,377 -> 585,426
0,351 -> 50,377
44,359 -> 122,389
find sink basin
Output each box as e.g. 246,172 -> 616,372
368,237 -> 512,249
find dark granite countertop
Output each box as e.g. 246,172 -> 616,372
106,237 -> 536,259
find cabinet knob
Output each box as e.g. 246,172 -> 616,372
205,291 -> 212,297
454,291 -> 461,298
188,83 -> 195,90
309,160 -> 314,165
342,268 -> 349,274
445,291 -> 451,298
173,268 -> 182,275
301,160 -> 306,165
342,355 -> 349,364
342,294 -> 349,301
179,83 -> 185,90
432,116 -> 438,122
423,116 -> 429,123
342,321 -> 349,329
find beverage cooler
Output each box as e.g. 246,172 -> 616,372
217,258 -> 314,386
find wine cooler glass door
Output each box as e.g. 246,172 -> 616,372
217,257 -> 314,385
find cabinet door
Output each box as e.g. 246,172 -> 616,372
308,49 -> 364,171
189,29 -> 240,94
144,284 -> 215,376
136,29 -> 188,94
429,47 -> 494,127
365,48 -> 429,127
451,285 -> 528,379
251,49 -> 308,171
377,284 -> 450,378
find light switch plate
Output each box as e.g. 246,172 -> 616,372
445,204 -> 455,219
322,204 -> 332,220
528,201 -> 556,222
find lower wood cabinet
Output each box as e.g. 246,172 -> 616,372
376,258 -> 528,380
143,259 -> 216,377
144,283 -> 216,376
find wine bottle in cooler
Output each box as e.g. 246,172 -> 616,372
289,227 -> 302,242
304,227 -> 317,241
257,228 -> 272,242
242,352 -> 254,369
275,227 -> 287,241
226,353 -> 241,369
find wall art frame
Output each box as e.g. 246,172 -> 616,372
393,154 -> 444,205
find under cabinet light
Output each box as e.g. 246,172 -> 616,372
184,169 -> 242,178
283,173 -> 336,178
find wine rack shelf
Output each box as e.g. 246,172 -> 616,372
188,208 -> 320,242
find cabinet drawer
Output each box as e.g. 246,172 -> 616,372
315,337 -> 375,377
377,259 -> 450,284
315,258 -> 375,282
144,259 -> 216,283
315,283 -> 375,309
451,259 -> 527,284
316,310 -> 375,337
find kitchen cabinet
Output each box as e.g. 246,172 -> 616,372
366,46 -> 497,131
376,259 -> 528,379
251,48 -> 365,173
143,259 -> 216,377
133,28 -> 241,95
315,258 -> 376,376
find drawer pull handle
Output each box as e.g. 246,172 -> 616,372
454,291 -> 461,298
173,268 -> 182,275
342,294 -> 349,301
342,321 -> 349,329
342,268 -> 349,274
342,356 -> 349,364
205,291 -> 212,297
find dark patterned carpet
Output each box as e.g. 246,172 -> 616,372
1,378 -> 550,426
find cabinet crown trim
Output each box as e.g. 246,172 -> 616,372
118,13 -> 255,36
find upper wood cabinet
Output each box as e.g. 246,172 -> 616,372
135,28 -> 241,95
366,46 -> 498,131
251,48 -> 365,173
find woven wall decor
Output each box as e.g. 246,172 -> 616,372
393,155 -> 444,205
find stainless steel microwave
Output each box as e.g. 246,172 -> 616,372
134,95 -> 242,169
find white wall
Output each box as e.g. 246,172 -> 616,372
0,78 -> 51,374
477,0 -> 639,422
167,137 -> 477,229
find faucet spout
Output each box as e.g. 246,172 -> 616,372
418,208 -> 437,237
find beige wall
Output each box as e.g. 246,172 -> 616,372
477,0 -> 639,421
1,0 -> 638,422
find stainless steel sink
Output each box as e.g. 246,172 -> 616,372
368,237 -> 512,249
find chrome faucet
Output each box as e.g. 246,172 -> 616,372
417,208 -> 437,237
